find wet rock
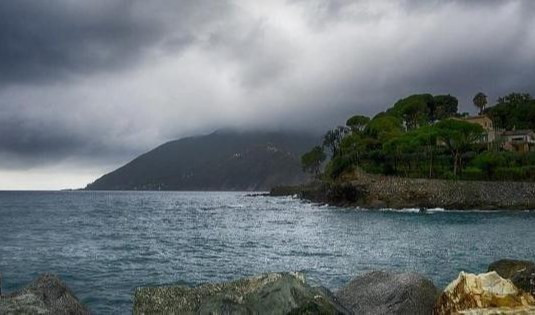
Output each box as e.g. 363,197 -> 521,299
133,272 -> 350,314
488,259 -> 535,295
335,271 -> 439,315
0,273 -> 89,315
510,266 -> 535,296
433,271 -> 535,314
488,259 -> 535,279
286,167 -> 535,210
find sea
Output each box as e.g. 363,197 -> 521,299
1,191 -> 534,314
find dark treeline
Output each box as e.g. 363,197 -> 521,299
302,92 -> 535,182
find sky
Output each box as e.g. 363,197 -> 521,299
0,0 -> 534,190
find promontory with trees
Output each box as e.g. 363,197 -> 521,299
292,92 -> 535,210
302,92 -> 535,182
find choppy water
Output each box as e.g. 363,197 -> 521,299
1,191 -> 534,314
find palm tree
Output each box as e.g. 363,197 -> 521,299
473,92 -> 487,115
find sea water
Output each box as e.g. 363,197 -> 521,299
1,191 -> 534,313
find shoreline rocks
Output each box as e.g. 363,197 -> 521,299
4,259 -> 534,314
271,170 -> 535,210
488,259 -> 535,296
335,271 -> 439,315
0,273 -> 89,315
433,271 -> 535,314
133,272 -> 351,314
134,259 -> 535,314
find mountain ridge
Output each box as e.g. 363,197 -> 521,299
85,130 -> 319,191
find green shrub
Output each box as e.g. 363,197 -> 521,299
461,167 -> 485,181
494,167 -> 524,181
470,152 -> 507,178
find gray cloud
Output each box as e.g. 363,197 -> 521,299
0,0 -> 534,188
0,0 -> 231,84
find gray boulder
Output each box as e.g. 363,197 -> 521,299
488,259 -> 535,295
133,272 -> 351,314
0,273 -> 89,315
488,259 -> 535,279
335,271 -> 439,315
511,265 -> 535,296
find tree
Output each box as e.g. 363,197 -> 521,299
383,132 -> 420,176
432,95 -> 458,121
487,92 -> 535,130
365,114 -> 403,142
323,126 -> 350,157
301,146 -> 326,176
388,94 -> 433,129
470,152 -> 506,179
434,119 -> 484,176
383,125 -> 438,178
473,92 -> 487,115
346,115 -> 370,132
497,92 -> 532,105
339,132 -> 367,166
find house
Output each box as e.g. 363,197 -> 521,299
458,115 -> 496,143
462,115 -> 494,131
454,115 -> 534,153
500,130 -> 535,153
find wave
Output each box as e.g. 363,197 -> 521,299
379,207 -> 445,213
359,207 -> 534,213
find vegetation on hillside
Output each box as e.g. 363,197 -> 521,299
87,130 -> 319,191
484,93 -> 535,130
302,92 -> 535,182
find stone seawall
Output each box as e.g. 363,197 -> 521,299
271,171 -> 535,210
366,173 -> 535,209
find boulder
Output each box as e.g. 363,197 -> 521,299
133,272 -> 351,314
334,271 -> 439,315
510,266 -> 535,296
0,273 -> 89,314
488,259 -> 535,295
488,259 -> 535,279
433,271 -> 535,314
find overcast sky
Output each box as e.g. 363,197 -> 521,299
1,0 -> 534,190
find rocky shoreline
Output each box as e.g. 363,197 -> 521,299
132,258 -> 535,314
0,274 -> 90,314
1,259 -> 534,314
271,170 -> 535,210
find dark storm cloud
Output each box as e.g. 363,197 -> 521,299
0,0 -> 534,188
0,0 -> 230,84
0,0 -> 233,168
0,103 -> 140,169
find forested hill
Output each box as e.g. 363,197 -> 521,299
85,130 -> 319,191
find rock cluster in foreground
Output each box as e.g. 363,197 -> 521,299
0,273 -> 89,315
134,259 -> 535,315
3,259 -> 534,314
433,271 -> 535,314
335,271 -> 439,314
488,259 -> 535,295
133,271 -> 440,314
133,272 -> 350,314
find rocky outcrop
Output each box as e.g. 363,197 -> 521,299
133,272 -> 350,314
272,169 -> 535,210
510,266 -> 535,297
334,271 -> 439,315
0,273 -> 89,315
488,259 -> 535,296
433,271 -> 535,314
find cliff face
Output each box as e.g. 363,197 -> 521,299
272,170 -> 535,210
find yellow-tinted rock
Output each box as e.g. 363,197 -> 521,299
434,271 -> 535,315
